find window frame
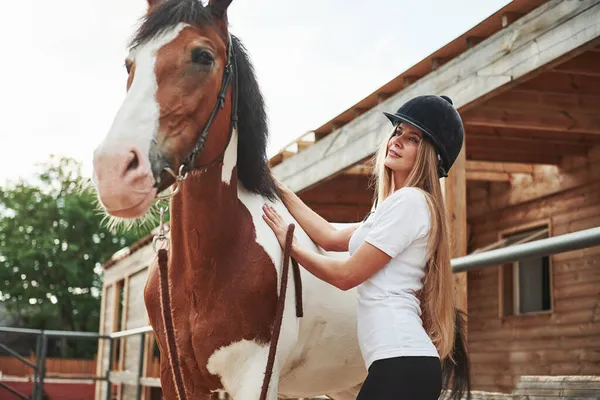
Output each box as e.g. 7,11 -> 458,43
496,219 -> 554,320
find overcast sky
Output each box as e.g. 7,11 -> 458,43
0,0 -> 511,185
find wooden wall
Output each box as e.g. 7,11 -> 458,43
299,173 -> 373,223
96,242 -> 155,400
465,146 -> 600,393
0,355 -> 96,377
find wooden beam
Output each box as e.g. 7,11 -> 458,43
463,106 -> 600,134
466,160 -> 536,174
466,150 -> 562,165
272,1 -> 600,193
466,124 -> 600,143
95,285 -> 109,400
340,160 -> 545,181
466,36 -> 486,49
469,155 -> 600,218
552,51 -> 600,77
403,76 -> 419,87
376,92 -> 393,103
484,89 -> 600,114
502,11 -> 524,28
296,139 -> 314,152
519,71 -> 600,95
432,57 -> 451,70
443,144 -> 468,315
342,164 -> 372,176
466,134 -> 591,154
466,171 -> 511,181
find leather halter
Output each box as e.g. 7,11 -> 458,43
175,32 -> 238,178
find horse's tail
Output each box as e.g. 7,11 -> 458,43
441,307 -> 471,400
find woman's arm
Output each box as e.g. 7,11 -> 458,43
277,179 -> 358,252
290,239 -> 391,291
263,203 -> 390,290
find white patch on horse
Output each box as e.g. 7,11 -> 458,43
233,187 -> 367,398
207,340 -> 278,399
221,129 -> 238,184
98,23 -> 189,158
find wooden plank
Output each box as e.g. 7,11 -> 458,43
466,36 -> 486,49
520,70 -> 600,95
502,11 -> 525,28
466,134 -> 590,154
341,164 -> 372,176
470,158 -> 600,218
443,144 -> 468,314
272,1 -> 600,192
487,88 -> 600,114
139,377 -> 161,387
469,179 -> 600,229
117,276 -> 130,399
552,50 -> 600,76
103,244 -> 154,286
467,149 -> 563,165
95,285 -> 108,400
466,161 -> 535,174
466,171 -> 511,182
469,321 -> 600,342
463,106 -> 600,134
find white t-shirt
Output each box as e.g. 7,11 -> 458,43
348,187 -> 439,370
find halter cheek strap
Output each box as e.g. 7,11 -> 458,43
179,33 -> 239,175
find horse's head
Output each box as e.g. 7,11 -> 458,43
92,0 -> 237,219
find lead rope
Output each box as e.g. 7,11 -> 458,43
155,214 -> 303,400
260,223 -> 303,400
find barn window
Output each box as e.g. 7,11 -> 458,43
499,225 -> 552,316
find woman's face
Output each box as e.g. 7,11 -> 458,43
384,121 -> 423,174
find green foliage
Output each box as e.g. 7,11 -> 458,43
0,156 -> 153,358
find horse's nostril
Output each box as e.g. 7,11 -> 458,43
126,151 -> 139,172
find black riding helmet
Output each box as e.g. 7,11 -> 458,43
383,95 -> 464,178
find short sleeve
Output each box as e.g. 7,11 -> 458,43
364,188 -> 431,258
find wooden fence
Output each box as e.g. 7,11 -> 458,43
0,354 -> 96,377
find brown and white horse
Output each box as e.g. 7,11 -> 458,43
92,0 -> 470,399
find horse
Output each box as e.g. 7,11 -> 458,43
91,0 -> 471,399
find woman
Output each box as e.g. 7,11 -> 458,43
263,95 -> 467,399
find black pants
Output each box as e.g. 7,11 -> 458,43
356,356 -> 442,400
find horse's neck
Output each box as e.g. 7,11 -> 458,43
168,130 -> 246,262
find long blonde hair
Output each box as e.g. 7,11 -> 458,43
370,127 -> 456,361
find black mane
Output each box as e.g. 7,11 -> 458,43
130,0 -> 278,200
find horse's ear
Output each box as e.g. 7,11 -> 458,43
209,0 -> 233,20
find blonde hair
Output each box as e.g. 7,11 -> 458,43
370,127 -> 456,361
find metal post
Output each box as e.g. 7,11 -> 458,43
37,334 -> 48,400
105,337 -> 115,400
0,381 -> 29,400
0,342 -> 37,368
32,335 -> 42,400
136,333 -> 146,400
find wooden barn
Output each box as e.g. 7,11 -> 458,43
95,0 -> 600,398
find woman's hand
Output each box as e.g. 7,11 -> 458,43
272,175 -> 291,198
262,203 -> 294,249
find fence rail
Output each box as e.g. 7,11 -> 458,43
0,355 -> 96,377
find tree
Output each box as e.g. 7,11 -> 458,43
0,156 -> 153,358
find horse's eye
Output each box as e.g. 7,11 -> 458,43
191,48 -> 214,66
